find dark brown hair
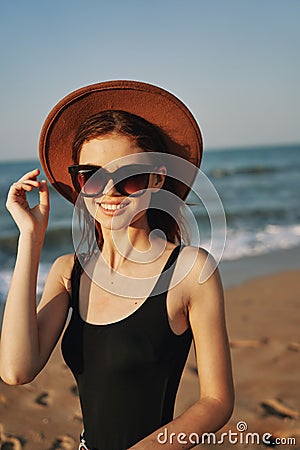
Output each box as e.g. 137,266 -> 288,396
72,110 -> 190,252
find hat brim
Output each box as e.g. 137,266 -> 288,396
39,80 -> 203,203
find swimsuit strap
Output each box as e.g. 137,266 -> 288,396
70,254 -> 84,309
150,244 -> 183,298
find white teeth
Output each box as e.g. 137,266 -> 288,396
101,203 -> 127,211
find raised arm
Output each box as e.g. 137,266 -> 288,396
0,169 -> 71,385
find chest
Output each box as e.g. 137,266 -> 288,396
78,271 -> 188,335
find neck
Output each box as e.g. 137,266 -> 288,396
100,219 -> 166,271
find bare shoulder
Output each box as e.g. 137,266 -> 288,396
176,245 -> 217,282
36,253 -> 75,315
175,246 -> 223,304
42,252 -> 75,296
52,252 -> 75,272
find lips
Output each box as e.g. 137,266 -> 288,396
97,201 -> 130,215
100,203 -> 128,211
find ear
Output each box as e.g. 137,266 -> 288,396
150,166 -> 167,193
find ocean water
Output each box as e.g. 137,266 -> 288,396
0,144 -> 299,303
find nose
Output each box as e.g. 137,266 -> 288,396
102,178 -> 120,196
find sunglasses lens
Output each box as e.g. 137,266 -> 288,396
118,173 -> 149,195
77,171 -> 106,196
72,165 -> 152,197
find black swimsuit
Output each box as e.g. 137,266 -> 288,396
62,245 -> 193,450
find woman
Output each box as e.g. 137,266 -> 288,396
0,81 -> 234,450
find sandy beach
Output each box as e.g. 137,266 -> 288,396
0,267 -> 300,449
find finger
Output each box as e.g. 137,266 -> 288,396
11,179 -> 41,190
10,181 -> 37,194
15,179 -> 41,188
18,168 -> 40,182
38,180 -> 49,207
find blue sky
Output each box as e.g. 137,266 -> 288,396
0,0 -> 299,160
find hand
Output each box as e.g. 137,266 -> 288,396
6,168 -> 50,239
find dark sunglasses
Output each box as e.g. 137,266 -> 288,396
68,164 -> 155,198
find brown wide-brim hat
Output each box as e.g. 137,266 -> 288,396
39,80 -> 203,203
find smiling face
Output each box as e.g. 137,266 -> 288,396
78,134 -> 166,231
